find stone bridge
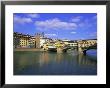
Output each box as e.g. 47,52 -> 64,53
55,39 -> 97,54
77,39 -> 97,55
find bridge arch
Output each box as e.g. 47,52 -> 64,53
77,39 -> 97,55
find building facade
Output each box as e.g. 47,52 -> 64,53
14,32 -> 53,48
62,40 -> 78,48
77,39 -> 97,48
40,38 -> 53,48
14,32 -> 97,49
14,32 -> 33,48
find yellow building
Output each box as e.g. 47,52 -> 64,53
55,41 -> 65,48
43,43 -> 49,50
14,32 -> 33,48
19,36 -> 30,48
14,32 -> 43,48
29,36 -> 36,48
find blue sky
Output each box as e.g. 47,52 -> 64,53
14,13 -> 97,40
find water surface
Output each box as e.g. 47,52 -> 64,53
14,50 -> 97,75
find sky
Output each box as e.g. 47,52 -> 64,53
14,13 -> 97,40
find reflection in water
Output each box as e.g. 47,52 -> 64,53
39,52 -> 49,66
77,53 -> 97,66
56,53 -> 63,63
14,50 -> 97,75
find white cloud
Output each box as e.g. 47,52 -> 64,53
45,33 -> 57,36
35,18 -> 77,30
14,15 -> 32,24
71,16 -> 82,22
71,31 -> 76,34
78,19 -> 93,28
27,13 -> 39,18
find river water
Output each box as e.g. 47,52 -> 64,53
14,50 -> 97,75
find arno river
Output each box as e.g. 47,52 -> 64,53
14,50 -> 97,75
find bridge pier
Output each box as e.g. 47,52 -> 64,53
78,47 -> 83,54
78,47 -> 87,55
57,48 -> 63,53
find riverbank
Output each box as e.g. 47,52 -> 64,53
14,48 -> 45,51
